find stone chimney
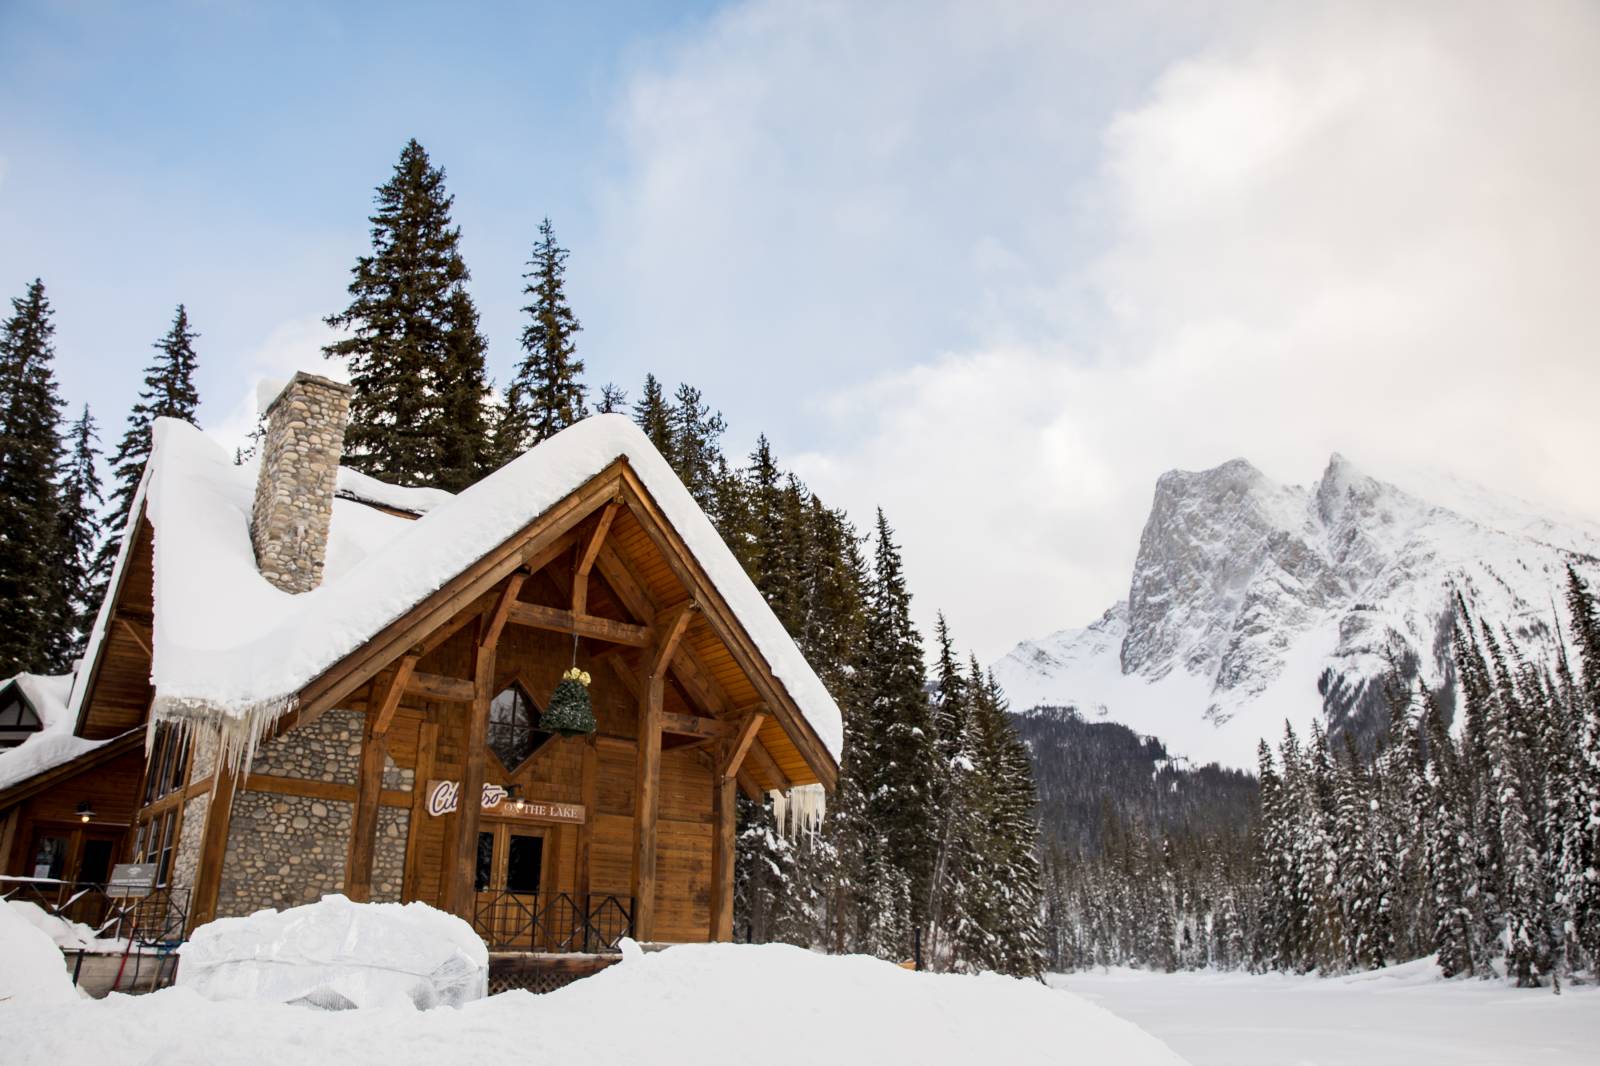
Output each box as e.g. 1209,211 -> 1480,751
250,371 -> 353,593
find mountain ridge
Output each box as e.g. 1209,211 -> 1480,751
993,453 -> 1600,768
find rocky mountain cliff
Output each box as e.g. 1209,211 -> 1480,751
993,455 -> 1600,768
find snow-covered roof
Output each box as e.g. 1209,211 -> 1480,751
72,414 -> 842,764
0,672 -> 106,793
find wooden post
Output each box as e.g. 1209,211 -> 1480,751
345,705 -> 387,902
402,718 -> 439,904
447,645 -> 496,917
575,737 -> 596,904
711,712 -> 763,942
632,669 -> 663,942
187,762 -> 236,933
712,761 -> 737,942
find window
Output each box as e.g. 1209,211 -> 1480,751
134,810 -> 177,887
142,723 -> 191,804
487,683 -> 547,771
0,693 -> 42,749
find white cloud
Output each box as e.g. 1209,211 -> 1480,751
613,1 -> 1600,661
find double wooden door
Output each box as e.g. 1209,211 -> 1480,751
473,821 -> 547,948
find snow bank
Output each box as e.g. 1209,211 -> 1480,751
0,672 -> 108,792
5,899 -> 105,951
6,941 -> 1190,1066
75,413 -> 840,774
177,894 -> 487,1010
0,897 -> 79,1005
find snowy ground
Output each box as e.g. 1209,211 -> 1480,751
4,941 -> 1186,1066
1055,959 -> 1600,1066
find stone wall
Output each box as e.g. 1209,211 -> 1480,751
249,708 -> 363,784
217,790 -> 352,915
248,371 -> 352,594
170,794 -> 209,898
371,807 -> 411,903
189,726 -> 218,785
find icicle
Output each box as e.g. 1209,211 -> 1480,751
770,783 -> 827,840
150,691 -> 297,791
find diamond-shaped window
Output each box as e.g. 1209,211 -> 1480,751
488,683 -> 547,772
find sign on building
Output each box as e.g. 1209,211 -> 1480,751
424,779 -> 586,824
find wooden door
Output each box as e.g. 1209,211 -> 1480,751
473,822 -> 546,949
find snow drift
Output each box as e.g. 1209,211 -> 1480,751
7,939 -> 1190,1065
0,899 -> 79,1005
176,894 -> 487,1010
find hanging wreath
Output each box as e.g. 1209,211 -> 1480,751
543,637 -> 597,739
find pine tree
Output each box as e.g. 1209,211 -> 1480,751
56,405 -> 105,662
325,139 -> 490,490
0,279 -> 68,676
593,382 -> 628,415
631,373 -> 673,459
499,217 -> 585,456
856,509 -> 939,945
1563,567 -> 1600,970
669,383 -> 726,508
100,303 -> 201,577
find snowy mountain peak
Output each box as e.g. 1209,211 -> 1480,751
995,454 -> 1599,768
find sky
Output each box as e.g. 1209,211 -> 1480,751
3,1 -> 1598,663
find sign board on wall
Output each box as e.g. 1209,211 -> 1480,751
425,780 -> 586,825
106,862 -> 158,898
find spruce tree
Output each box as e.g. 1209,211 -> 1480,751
857,509 -> 939,944
631,373 -> 673,459
593,382 -> 628,415
101,303 -> 200,575
499,217 -> 585,456
670,382 -> 726,508
325,139 -> 490,490
0,279 -> 68,676
56,405 -> 105,662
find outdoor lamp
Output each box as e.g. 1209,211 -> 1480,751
76,801 -> 94,823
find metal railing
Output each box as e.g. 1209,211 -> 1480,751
472,891 -> 633,953
0,875 -> 191,946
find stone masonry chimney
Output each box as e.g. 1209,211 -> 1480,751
250,371 -> 353,594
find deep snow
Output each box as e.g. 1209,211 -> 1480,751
2,943 -> 1188,1066
1056,960 -> 1600,1066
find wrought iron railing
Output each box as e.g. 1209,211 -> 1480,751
0,876 -> 191,946
472,891 -> 633,953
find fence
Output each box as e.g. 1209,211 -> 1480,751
472,891 -> 633,953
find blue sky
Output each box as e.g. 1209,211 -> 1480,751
5,2 -> 1599,660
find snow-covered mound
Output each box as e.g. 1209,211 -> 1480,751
177,894 -> 487,1010
6,940 -> 1190,1065
0,898 -> 79,1005
994,454 -> 1600,768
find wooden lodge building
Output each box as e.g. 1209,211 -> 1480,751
0,372 -> 841,955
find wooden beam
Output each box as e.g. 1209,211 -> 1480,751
405,670 -> 475,703
659,710 -> 733,739
506,601 -> 652,647
448,644 -> 497,917
723,711 -> 767,782
479,572 -> 528,651
371,655 -> 417,738
117,616 -> 153,659
571,501 -> 619,617
594,544 -> 737,717
650,601 -> 695,677
744,735 -> 791,792
736,767 -> 763,803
